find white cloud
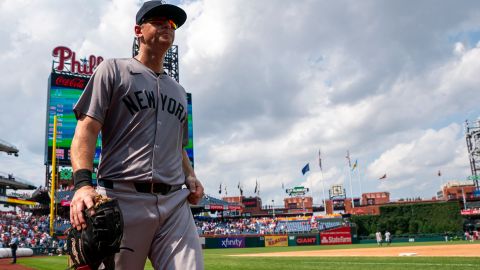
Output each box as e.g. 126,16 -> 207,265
368,124 -> 470,196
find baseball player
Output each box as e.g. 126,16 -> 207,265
69,1 -> 204,269
375,231 -> 383,246
384,230 -> 391,246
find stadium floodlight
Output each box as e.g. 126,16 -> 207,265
0,139 -> 19,156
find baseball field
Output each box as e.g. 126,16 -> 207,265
2,242 -> 479,270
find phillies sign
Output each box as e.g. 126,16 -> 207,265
52,46 -> 103,75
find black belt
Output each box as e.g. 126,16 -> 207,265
97,179 -> 182,195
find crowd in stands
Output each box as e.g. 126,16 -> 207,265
195,216 -> 344,235
0,211 -> 70,253
6,192 -> 32,199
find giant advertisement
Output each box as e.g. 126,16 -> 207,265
265,235 -> 288,247
295,235 -> 319,246
320,226 -> 352,245
288,234 -> 319,246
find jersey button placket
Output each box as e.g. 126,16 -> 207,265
151,77 -> 162,181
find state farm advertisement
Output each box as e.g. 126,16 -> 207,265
320,226 -> 352,245
265,235 -> 288,247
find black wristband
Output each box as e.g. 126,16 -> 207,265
73,169 -> 93,190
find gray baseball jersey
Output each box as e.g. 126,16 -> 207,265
73,58 -> 189,185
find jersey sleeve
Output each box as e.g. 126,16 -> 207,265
73,59 -> 116,124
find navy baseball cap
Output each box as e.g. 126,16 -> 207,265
136,1 -> 187,28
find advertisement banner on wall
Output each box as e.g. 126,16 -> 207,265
265,235 -> 288,247
296,235 -> 319,246
205,204 -> 225,211
242,198 -> 258,208
320,226 -> 352,245
461,208 -> 480,215
218,237 -> 246,248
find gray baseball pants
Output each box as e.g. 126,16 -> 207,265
97,182 -> 203,270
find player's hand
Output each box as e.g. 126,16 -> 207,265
70,185 -> 98,230
185,175 -> 204,205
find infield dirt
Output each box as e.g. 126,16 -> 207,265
237,243 -> 480,257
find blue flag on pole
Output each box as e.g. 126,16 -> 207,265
302,163 -> 310,175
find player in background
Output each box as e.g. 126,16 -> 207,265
375,231 -> 383,246
384,230 -> 391,246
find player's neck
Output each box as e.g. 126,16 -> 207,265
135,50 -> 166,74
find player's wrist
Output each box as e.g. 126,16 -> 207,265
186,173 -> 197,179
73,169 -> 94,191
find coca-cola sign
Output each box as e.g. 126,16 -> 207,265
51,73 -> 87,90
52,46 -> 103,75
55,76 -> 86,89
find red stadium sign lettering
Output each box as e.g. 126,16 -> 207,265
52,46 -> 103,75
228,205 -> 242,211
55,76 -> 87,89
296,237 -> 317,245
209,204 -> 224,211
461,208 -> 480,215
320,226 -> 352,245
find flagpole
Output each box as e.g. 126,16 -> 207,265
359,167 -> 363,198
438,170 -> 443,189
356,163 -> 363,203
346,156 -> 355,209
306,165 -> 313,216
320,170 -> 327,215
318,150 -> 327,215
349,168 -> 354,208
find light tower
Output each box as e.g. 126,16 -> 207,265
465,119 -> 480,189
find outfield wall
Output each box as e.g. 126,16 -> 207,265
203,226 -> 350,249
202,226 -> 450,249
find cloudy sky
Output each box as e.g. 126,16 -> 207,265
1,0 -> 479,206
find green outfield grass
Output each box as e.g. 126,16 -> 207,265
17,242 -> 480,270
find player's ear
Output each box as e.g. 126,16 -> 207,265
134,25 -> 143,38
